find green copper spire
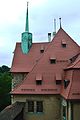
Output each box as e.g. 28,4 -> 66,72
25,2 -> 29,32
21,2 -> 32,54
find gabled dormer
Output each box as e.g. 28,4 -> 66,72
21,2 -> 32,54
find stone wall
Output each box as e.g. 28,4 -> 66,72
12,73 -> 27,89
72,102 -> 80,120
12,94 -> 61,120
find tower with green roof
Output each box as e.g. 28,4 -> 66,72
21,2 -> 32,54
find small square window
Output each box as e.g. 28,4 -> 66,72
62,44 -> 66,48
36,80 -> 42,85
40,49 -> 44,53
50,59 -> 56,64
56,80 -> 62,85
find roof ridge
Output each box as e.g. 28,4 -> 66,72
60,28 -> 80,47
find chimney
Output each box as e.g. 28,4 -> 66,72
48,33 -> 51,42
53,19 -> 56,37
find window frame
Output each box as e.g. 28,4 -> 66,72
27,100 -> 43,113
62,43 -> 66,48
28,101 -> 34,112
36,80 -> 42,85
36,101 -> 43,113
50,58 -> 56,64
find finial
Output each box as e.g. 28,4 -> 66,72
27,1 -> 28,7
59,18 -> 62,28
25,1 -> 29,32
53,19 -> 56,37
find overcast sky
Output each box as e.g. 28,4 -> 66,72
0,0 -> 80,67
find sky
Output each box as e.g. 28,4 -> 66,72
0,0 -> 80,67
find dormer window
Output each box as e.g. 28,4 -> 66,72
62,44 -> 66,48
64,79 -> 70,88
40,46 -> 44,53
40,49 -> 44,53
61,39 -> 66,48
50,57 -> 56,64
36,74 -> 42,85
56,74 -> 62,85
36,80 -> 42,85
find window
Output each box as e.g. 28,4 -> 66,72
50,58 -> 56,64
28,101 -> 34,112
56,80 -> 62,85
36,74 -> 42,85
40,49 -> 44,53
36,80 -> 42,85
49,56 -> 56,64
63,106 -> 66,120
61,39 -> 66,48
40,45 -> 44,53
56,74 -> 62,85
50,59 -> 56,64
62,44 -> 66,48
64,79 -> 70,88
36,101 -> 43,112
28,101 -> 43,113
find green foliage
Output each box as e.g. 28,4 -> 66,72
0,65 -> 12,111
0,65 -> 10,73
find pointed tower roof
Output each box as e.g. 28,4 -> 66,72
25,2 -> 29,32
21,2 -> 33,54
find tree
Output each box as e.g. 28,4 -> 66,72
0,65 -> 12,111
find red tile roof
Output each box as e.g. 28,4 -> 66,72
56,73 -> 62,81
61,69 -> 80,100
11,42 -> 49,72
66,54 -> 80,69
11,28 -> 80,97
36,74 -> 42,80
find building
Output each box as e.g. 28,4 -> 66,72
1,3 -> 80,120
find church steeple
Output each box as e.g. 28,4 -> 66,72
21,2 -> 32,54
25,2 -> 29,32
